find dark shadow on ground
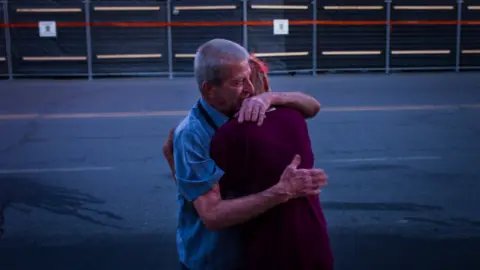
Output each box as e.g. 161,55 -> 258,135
1,232 -> 479,270
0,233 -> 179,270
0,176 -> 125,239
321,201 -> 443,212
330,233 -> 480,270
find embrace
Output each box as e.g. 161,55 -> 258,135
163,38 -> 334,270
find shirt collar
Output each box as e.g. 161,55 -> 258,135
198,98 -> 229,128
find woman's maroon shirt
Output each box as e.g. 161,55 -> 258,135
210,107 -> 334,270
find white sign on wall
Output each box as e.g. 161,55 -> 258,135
273,19 -> 289,35
39,21 -> 57,37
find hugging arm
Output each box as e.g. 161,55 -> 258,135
238,92 -> 321,125
174,129 -> 290,230
162,127 -> 176,180
269,92 -> 321,119
175,129 -> 324,231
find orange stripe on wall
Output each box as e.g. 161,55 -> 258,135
0,20 -> 479,28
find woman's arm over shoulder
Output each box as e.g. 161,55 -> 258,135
269,92 -> 321,119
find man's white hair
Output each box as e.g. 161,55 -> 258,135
194,38 -> 250,90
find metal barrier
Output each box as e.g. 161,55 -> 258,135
0,0 -> 479,79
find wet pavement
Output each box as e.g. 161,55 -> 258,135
0,72 -> 479,270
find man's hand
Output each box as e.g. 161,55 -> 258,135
272,154 -> 328,201
237,92 -> 272,126
192,154 -> 327,230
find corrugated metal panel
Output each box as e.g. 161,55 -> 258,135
13,0 -> 80,3
9,2 -> 88,76
248,0 -> 312,72
0,3 -> 7,76
9,2 -> 88,75
390,0 -> 457,68
461,0 -> 480,67
90,0 -> 168,75
171,0 -> 243,73
316,0 -> 386,70
0,0 -> 476,77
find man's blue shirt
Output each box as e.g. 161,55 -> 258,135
173,98 -> 240,270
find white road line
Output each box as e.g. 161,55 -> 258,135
1,103 -> 480,121
319,156 -> 442,163
0,166 -> 114,174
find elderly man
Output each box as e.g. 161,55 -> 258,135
170,39 -> 327,270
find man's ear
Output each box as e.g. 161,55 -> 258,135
201,81 -> 214,99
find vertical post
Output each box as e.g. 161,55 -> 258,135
3,0 -> 13,79
385,0 -> 391,74
242,0 -> 248,49
84,0 -> 93,80
455,0 -> 463,72
312,0 -> 317,76
167,0 -> 173,79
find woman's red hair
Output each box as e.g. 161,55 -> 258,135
249,53 -> 270,93
250,53 -> 269,73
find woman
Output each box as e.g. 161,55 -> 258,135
209,56 -> 333,269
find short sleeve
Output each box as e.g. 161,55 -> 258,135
174,129 -> 224,201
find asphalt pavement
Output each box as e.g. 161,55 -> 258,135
0,72 -> 479,270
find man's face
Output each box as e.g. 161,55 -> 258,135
206,60 -> 254,116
